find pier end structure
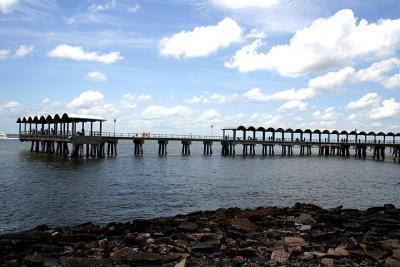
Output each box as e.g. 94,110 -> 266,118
17,113 -> 107,157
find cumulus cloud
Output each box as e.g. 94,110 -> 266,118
311,107 -> 341,128
121,93 -> 151,109
277,100 -> 308,111
370,98 -> 400,120
382,72 -> 400,89
211,0 -> 279,9
226,9 -> 400,76
247,113 -> 283,127
142,105 -> 192,120
354,57 -> 400,89
245,29 -> 266,39
84,71 -> 107,82
243,87 -> 315,102
200,109 -> 221,120
0,101 -> 22,111
0,45 -> 34,60
0,49 -> 10,60
308,67 -> 355,90
67,90 -> 104,109
47,44 -> 123,64
15,45 -> 34,58
0,0 -> 18,14
160,17 -> 242,58
346,93 -> 380,109
89,0 -> 117,12
188,92 -> 240,104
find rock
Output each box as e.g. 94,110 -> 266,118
227,247 -> 258,256
298,224 -> 311,231
178,222 -> 198,232
284,236 -> 308,248
301,252 -> 314,261
59,256 -> 112,267
366,250 -> 389,261
175,258 -> 186,267
295,213 -> 316,224
384,204 -> 396,210
271,250 -> 289,265
233,255 -> 245,264
327,245 -> 349,257
380,239 -> 400,250
392,249 -> 400,260
192,240 -> 220,252
110,247 -> 138,262
321,257 -> 335,267
230,218 -> 256,232
386,257 -> 400,267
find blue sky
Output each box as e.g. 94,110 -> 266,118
1,0 -> 400,134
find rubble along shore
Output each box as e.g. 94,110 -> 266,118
1,203 -> 400,266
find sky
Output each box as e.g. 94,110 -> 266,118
1,0 -> 400,135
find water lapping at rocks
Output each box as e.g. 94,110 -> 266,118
1,203 -> 400,266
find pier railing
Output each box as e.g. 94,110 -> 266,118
18,131 -> 400,144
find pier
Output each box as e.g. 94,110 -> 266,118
16,114 -> 400,161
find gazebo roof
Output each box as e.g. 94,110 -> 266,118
19,113 -> 106,124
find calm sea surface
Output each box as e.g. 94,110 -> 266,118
0,139 -> 399,233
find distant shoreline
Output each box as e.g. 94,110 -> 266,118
1,203 -> 399,266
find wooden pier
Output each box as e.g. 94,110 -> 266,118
16,114 -> 400,162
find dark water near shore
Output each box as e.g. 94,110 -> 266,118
0,139 -> 399,233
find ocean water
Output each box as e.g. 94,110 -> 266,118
0,139 -> 399,233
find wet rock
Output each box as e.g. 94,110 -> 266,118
59,256 -> 112,267
192,240 -> 220,252
230,218 -> 256,232
177,222 -> 198,232
380,239 -> 400,250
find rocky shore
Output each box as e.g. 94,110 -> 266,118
1,203 -> 400,266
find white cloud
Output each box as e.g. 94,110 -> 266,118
353,57 -> 400,89
160,17 -> 242,58
243,87 -> 315,102
84,71 -> 107,82
67,90 -> 104,109
382,72 -> 400,89
47,44 -> 123,64
0,49 -> 10,60
42,98 -> 51,104
15,45 -> 34,58
128,4 -> 140,13
142,105 -> 192,120
346,93 -> 380,109
188,92 -> 240,104
0,101 -> 22,111
277,100 -> 308,111
211,0 -> 279,9
89,0 -> 117,12
200,109 -> 221,120
308,67 -> 355,90
0,0 -> 17,14
226,9 -> 400,76
370,98 -> 400,120
245,28 -> 266,39
247,113 -> 283,127
121,93 -> 151,109
354,58 -> 400,82
312,107 -> 341,122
